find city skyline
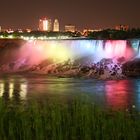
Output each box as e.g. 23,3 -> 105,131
0,0 -> 139,30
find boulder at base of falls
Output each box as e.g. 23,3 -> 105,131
122,58 -> 140,77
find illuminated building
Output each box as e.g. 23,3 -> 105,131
17,29 -> 23,33
6,29 -> 14,33
82,28 -> 102,36
115,25 -> 129,31
83,28 -> 102,33
53,19 -> 59,32
39,17 -> 52,31
65,25 -> 76,32
26,29 -> 31,33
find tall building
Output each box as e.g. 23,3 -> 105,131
53,19 -> 59,32
39,17 -> 52,31
65,25 -> 76,32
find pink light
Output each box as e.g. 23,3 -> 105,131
105,80 -> 133,110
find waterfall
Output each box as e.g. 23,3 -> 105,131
26,40 -> 134,63
130,39 -> 140,57
0,39 -> 139,73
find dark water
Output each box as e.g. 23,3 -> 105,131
0,74 -> 140,111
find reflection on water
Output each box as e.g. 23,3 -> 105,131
105,80 -> 133,110
133,80 -> 140,110
0,78 -> 27,102
0,82 -> 4,97
0,75 -> 140,110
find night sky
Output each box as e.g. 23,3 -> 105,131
0,0 -> 139,30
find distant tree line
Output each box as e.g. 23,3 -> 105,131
0,31 -> 81,38
87,28 -> 140,40
0,28 -> 140,39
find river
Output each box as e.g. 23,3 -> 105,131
0,74 -> 140,111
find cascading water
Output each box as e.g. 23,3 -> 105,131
0,39 -> 140,78
26,40 -> 134,63
130,39 -> 140,57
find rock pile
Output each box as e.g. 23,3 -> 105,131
0,58 -> 125,79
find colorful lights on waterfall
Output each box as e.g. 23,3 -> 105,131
22,40 -> 135,65
0,39 -> 139,73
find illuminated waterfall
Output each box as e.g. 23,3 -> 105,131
130,39 -> 140,57
20,40 -> 136,64
0,39 -> 140,73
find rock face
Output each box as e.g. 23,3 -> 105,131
0,56 -> 125,79
122,58 -> 140,77
0,39 -> 26,65
24,58 -> 124,79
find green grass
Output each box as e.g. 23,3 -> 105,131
0,96 -> 139,140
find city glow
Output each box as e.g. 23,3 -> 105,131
8,35 -> 14,39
